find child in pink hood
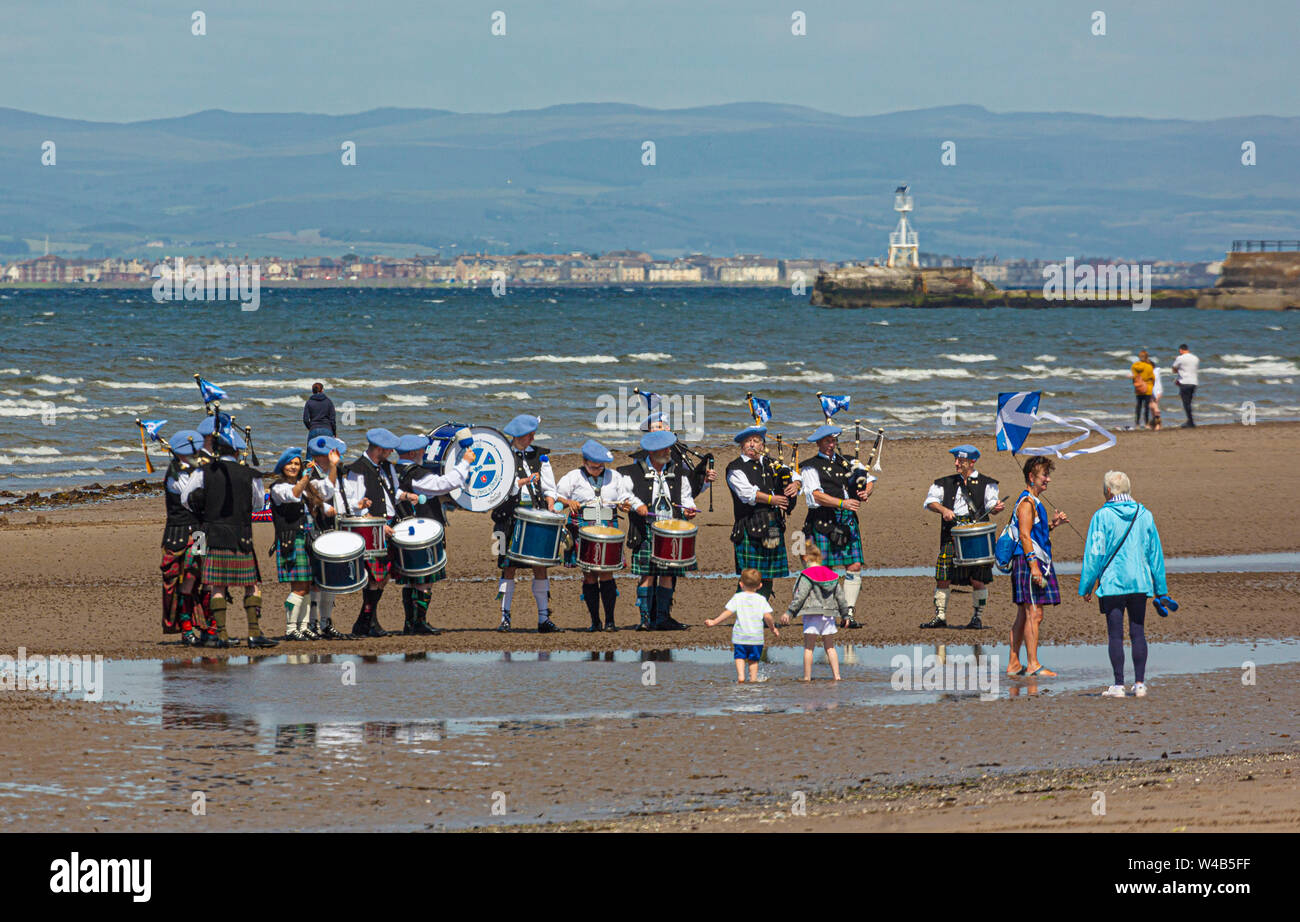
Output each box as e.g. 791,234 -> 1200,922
782,546 -> 848,680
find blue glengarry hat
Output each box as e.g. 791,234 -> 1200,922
171,430 -> 202,455
223,429 -> 247,452
274,447 -> 304,474
308,435 -> 346,456
734,425 -> 767,444
196,416 -> 216,435
396,434 -> 431,454
366,428 -> 400,450
504,414 -> 540,438
949,444 -> 980,460
640,410 -> 668,432
581,439 -> 614,463
640,430 -> 677,452
807,424 -> 842,443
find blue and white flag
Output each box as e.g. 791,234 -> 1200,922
750,397 -> 772,424
820,394 -> 851,418
1020,412 -> 1117,460
140,419 -> 167,441
638,389 -> 660,412
215,411 -> 236,447
995,391 -> 1041,454
196,376 -> 228,404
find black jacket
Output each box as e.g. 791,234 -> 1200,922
303,393 -> 336,434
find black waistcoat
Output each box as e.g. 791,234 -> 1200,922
799,453 -> 858,526
270,483 -> 309,545
618,458 -> 684,548
934,473 -> 998,539
397,462 -> 447,524
726,454 -> 777,524
201,458 -> 257,551
164,459 -> 199,529
348,456 -> 399,520
492,444 -> 546,524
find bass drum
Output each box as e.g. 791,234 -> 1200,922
435,426 -> 517,513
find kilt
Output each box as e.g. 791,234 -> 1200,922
804,510 -> 863,569
203,548 -> 259,586
276,532 -> 313,583
629,538 -> 697,577
395,555 -> 447,586
733,531 -> 789,579
1011,555 -> 1060,606
366,553 -> 392,587
935,516 -> 994,585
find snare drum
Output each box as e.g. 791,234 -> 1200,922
650,518 -> 698,569
390,517 -> 447,579
338,515 -> 388,559
309,530 -> 368,594
577,524 -> 625,572
507,507 -> 566,567
951,521 -> 997,566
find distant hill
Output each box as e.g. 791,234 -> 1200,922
1,102 -> 1296,259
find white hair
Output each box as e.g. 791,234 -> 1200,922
1103,470 -> 1131,496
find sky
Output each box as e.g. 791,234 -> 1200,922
3,0 -> 1298,123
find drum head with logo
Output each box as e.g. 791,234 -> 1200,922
439,426 -> 517,513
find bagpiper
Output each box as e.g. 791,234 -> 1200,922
798,424 -> 873,629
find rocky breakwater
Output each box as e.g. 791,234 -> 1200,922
1196,252 -> 1300,310
811,266 -> 997,308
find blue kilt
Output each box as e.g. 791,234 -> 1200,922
804,509 -> 863,569
1011,555 -> 1060,606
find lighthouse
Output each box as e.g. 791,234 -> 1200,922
887,184 -> 919,268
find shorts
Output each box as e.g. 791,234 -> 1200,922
732,644 -> 763,662
802,614 -> 838,636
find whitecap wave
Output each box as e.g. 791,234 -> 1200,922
940,353 -> 997,363
512,354 -> 618,364
626,352 -> 672,361
384,395 -> 431,406
707,361 -> 767,371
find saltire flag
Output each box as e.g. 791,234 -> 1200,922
140,419 -> 167,441
820,394 -> 851,418
214,410 -> 236,447
638,389 -> 660,412
750,397 -> 772,424
995,391 -> 1041,454
196,376 -> 228,404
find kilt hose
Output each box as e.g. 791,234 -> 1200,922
935,514 -> 995,585
733,530 -> 790,579
804,509 -> 864,569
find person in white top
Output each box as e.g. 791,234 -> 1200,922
556,439 -> 643,632
705,569 -> 779,683
1171,344 -> 1200,427
1149,358 -> 1164,431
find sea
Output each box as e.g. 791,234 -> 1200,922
1,286 -> 1296,493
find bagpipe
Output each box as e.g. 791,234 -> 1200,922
743,392 -> 797,548
633,386 -> 715,510
815,391 -> 883,496
134,419 -> 211,474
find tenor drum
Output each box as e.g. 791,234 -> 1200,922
650,518 -> 698,569
309,530 -> 368,594
507,507 -> 565,567
390,517 -> 447,578
577,524 -> 625,572
952,522 -> 997,566
434,426 -> 517,513
338,515 -> 388,559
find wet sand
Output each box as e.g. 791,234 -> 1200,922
0,423 -> 1296,832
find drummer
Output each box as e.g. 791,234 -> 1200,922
798,424 -> 872,629
726,424 -> 799,603
491,414 -> 562,634
619,429 -> 697,631
921,444 -> 1004,630
392,431 -> 476,635
342,428 -> 406,638
303,435 -> 349,639
268,446 -> 317,640
556,439 -> 642,632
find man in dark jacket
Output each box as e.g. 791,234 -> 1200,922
303,383 -> 337,441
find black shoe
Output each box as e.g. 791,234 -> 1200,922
964,615 -> 985,630
842,618 -> 863,629
200,634 -> 232,648
411,621 -> 441,635
351,618 -> 368,636
319,624 -> 347,640
919,616 -> 949,629
604,622 -> 618,632
248,635 -> 279,649
181,631 -> 200,646
636,620 -> 652,632
284,630 -> 303,642
656,618 -> 688,631
497,616 -> 512,632
537,619 -> 562,634
585,621 -> 603,633
364,621 -> 389,638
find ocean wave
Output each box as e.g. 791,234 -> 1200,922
247,395 -> 306,407
487,391 -> 533,400
1035,354 -> 1057,362
0,453 -> 115,466
1219,354 -> 1280,363
852,368 -> 975,382
512,354 -> 619,364
707,361 -> 767,371
34,374 -> 83,385
97,380 -> 194,389
1206,360 -> 1300,376
939,353 -> 997,363
625,352 -> 672,361
384,395 -> 431,406
0,368 -> 20,375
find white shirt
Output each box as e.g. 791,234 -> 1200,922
556,467 -> 637,518
641,461 -> 697,518
1172,352 -> 1199,386
1152,366 -> 1164,399
166,466 -> 199,498
307,465 -> 344,518
343,458 -> 403,518
725,591 -> 773,645
800,452 -> 875,506
180,456 -> 265,513
404,457 -> 471,508
727,453 -> 802,505
923,473 -> 1000,515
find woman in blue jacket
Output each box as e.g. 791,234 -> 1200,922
1079,470 -> 1169,699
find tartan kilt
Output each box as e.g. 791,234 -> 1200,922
395,554 -> 447,586
936,516 -> 994,585
733,531 -> 789,579
629,537 -> 696,577
804,510 -> 863,569
276,533 -> 313,583
203,548 -> 259,585
366,551 -> 392,587
1011,555 -> 1060,606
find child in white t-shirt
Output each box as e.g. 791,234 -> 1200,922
705,568 -> 779,683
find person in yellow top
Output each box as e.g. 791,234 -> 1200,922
1130,351 -> 1155,428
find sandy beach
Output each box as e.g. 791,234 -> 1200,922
0,422 -> 1296,832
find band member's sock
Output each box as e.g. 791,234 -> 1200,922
197,586 -> 214,634
318,591 -> 335,630
244,593 -> 264,637
582,583 -> 601,627
933,587 -> 949,623
210,595 -> 229,641
498,578 -> 515,618
401,587 -> 416,632
532,578 -> 550,624
414,589 -> 432,628
842,571 -> 862,618
599,580 -> 618,625
356,587 -> 383,633
655,586 -> 675,626
636,587 -> 651,628
308,588 -> 320,630
178,594 -> 195,634
283,592 -> 306,633
760,579 -> 774,602
972,588 -> 988,621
